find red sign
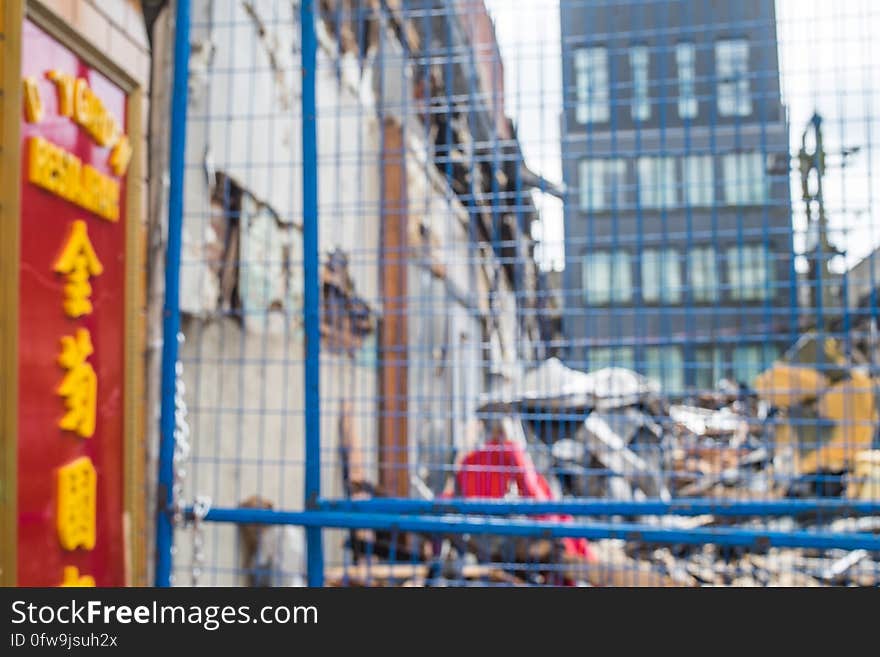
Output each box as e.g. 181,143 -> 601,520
17,19 -> 130,586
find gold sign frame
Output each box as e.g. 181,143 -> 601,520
0,0 -> 146,586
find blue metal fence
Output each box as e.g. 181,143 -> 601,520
155,0 -> 193,589
156,0 -> 880,587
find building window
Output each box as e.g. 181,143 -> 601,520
637,156 -> 677,208
578,159 -> 627,211
682,155 -> 714,206
642,248 -> 682,303
689,246 -> 719,302
694,347 -> 723,390
733,344 -> 777,385
676,42 -> 698,119
716,39 -> 752,117
574,47 -> 609,124
582,250 -> 632,305
722,152 -> 768,205
644,345 -> 684,393
727,244 -> 773,301
630,46 -> 650,121
589,346 -> 635,371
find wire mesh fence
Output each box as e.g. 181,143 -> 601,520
161,0 -> 880,587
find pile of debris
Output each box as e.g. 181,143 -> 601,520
242,341 -> 880,587
465,350 -> 880,586
591,539 -> 880,587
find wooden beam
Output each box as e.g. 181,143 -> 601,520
379,118 -> 409,497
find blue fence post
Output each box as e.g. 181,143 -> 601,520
155,0 -> 192,588
301,0 -> 325,587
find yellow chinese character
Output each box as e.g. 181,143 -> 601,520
59,566 -> 96,587
73,78 -> 92,129
47,70 -> 75,117
56,456 -> 97,551
54,219 -> 103,318
57,328 -> 98,439
109,134 -> 132,176
23,76 -> 43,123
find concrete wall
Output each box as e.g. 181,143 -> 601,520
171,0 -> 386,584
158,0 -> 533,585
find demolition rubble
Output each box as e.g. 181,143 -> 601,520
300,337 -> 880,587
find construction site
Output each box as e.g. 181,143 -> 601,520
2,0 -> 880,588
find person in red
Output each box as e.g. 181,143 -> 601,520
452,423 -> 596,564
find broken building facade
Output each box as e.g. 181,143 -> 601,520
147,0 -> 547,583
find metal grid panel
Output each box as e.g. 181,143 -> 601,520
158,0 -> 880,587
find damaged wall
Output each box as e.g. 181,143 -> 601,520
169,0 -> 383,583
404,130 -> 527,491
152,0 -> 543,584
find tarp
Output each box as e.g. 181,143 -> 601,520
477,357 -> 660,413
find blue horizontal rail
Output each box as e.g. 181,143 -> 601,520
316,497 -> 880,517
189,507 -> 880,552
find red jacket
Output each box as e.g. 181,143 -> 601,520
454,439 -> 596,562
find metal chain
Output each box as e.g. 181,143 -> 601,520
170,333 -> 191,531
167,331 -> 212,586
191,495 -> 212,586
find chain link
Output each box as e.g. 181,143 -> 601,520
191,495 -> 212,586
170,333 -> 190,530
167,331 -> 212,586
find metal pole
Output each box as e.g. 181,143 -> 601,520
191,507 -> 880,553
314,497 -> 880,518
155,0 -> 192,587
301,0 -> 324,587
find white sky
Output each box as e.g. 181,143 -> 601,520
485,0 -> 880,273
